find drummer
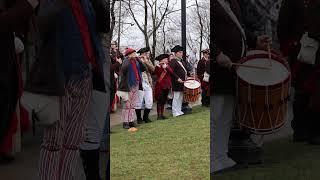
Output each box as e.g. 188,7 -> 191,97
211,0 -> 272,175
169,45 -> 189,117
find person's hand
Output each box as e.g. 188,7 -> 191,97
216,52 -> 232,69
178,78 -> 184,83
256,35 -> 272,50
162,63 -> 168,69
140,56 -> 146,62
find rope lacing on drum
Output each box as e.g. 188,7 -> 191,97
249,84 -> 257,134
265,86 -> 275,134
274,81 -> 284,129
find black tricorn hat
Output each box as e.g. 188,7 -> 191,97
137,47 -> 150,54
171,45 -> 184,53
201,48 -> 210,54
155,54 -> 170,61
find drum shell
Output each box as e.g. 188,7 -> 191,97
235,54 -> 291,134
183,79 -> 201,103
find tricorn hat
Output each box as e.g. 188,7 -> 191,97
155,54 -> 170,61
137,47 -> 150,54
201,48 -> 210,54
171,45 -> 184,53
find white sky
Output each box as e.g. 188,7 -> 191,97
117,0 -> 199,52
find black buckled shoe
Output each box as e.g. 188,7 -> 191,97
129,122 -> 137,128
137,119 -> 144,124
123,122 -> 130,129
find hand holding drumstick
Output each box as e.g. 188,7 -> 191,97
217,52 -> 270,70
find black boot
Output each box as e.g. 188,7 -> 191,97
80,149 -> 102,180
143,109 -> 152,123
123,122 -> 130,129
0,154 -> 15,165
135,109 -> 144,124
129,122 -> 137,128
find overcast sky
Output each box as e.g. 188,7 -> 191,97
117,0 -> 201,52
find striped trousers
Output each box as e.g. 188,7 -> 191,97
121,86 -> 139,123
38,76 -> 92,180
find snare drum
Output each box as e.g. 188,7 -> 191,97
235,53 -> 291,134
183,78 -> 201,103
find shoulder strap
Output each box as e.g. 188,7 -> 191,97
217,0 -> 246,57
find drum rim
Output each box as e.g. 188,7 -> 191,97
184,79 -> 201,89
236,54 -> 291,89
246,49 -> 281,56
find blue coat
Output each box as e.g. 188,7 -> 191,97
25,0 -> 107,95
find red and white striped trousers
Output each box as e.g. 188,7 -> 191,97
38,76 -> 92,180
121,86 -> 139,123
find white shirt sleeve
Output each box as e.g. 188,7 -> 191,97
14,36 -> 24,54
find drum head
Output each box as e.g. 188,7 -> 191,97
184,80 -> 200,89
236,57 -> 290,86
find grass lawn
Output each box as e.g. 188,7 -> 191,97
110,106 -> 210,179
212,138 -> 320,180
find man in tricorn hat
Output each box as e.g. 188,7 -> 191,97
154,54 -> 180,119
169,45 -> 189,117
135,47 -> 155,123
197,49 -> 210,107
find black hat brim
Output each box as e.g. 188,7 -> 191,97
155,54 -> 170,61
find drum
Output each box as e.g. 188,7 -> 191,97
235,53 -> 291,134
183,78 -> 201,103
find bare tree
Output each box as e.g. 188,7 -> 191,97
124,0 -> 171,60
110,0 -> 117,40
195,0 -> 203,60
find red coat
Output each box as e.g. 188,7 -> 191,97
154,65 -> 178,100
197,57 -> 209,91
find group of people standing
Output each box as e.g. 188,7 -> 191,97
212,0 -> 320,175
110,43 -> 211,130
1,0 -> 110,179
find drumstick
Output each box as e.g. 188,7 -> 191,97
232,63 -> 270,70
267,43 -> 272,67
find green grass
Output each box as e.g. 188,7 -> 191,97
212,138 -> 320,180
110,106 -> 210,179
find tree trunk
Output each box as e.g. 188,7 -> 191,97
109,0 -> 116,41
195,0 -> 203,60
143,0 -> 149,48
162,19 -> 166,53
151,0 -> 157,62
